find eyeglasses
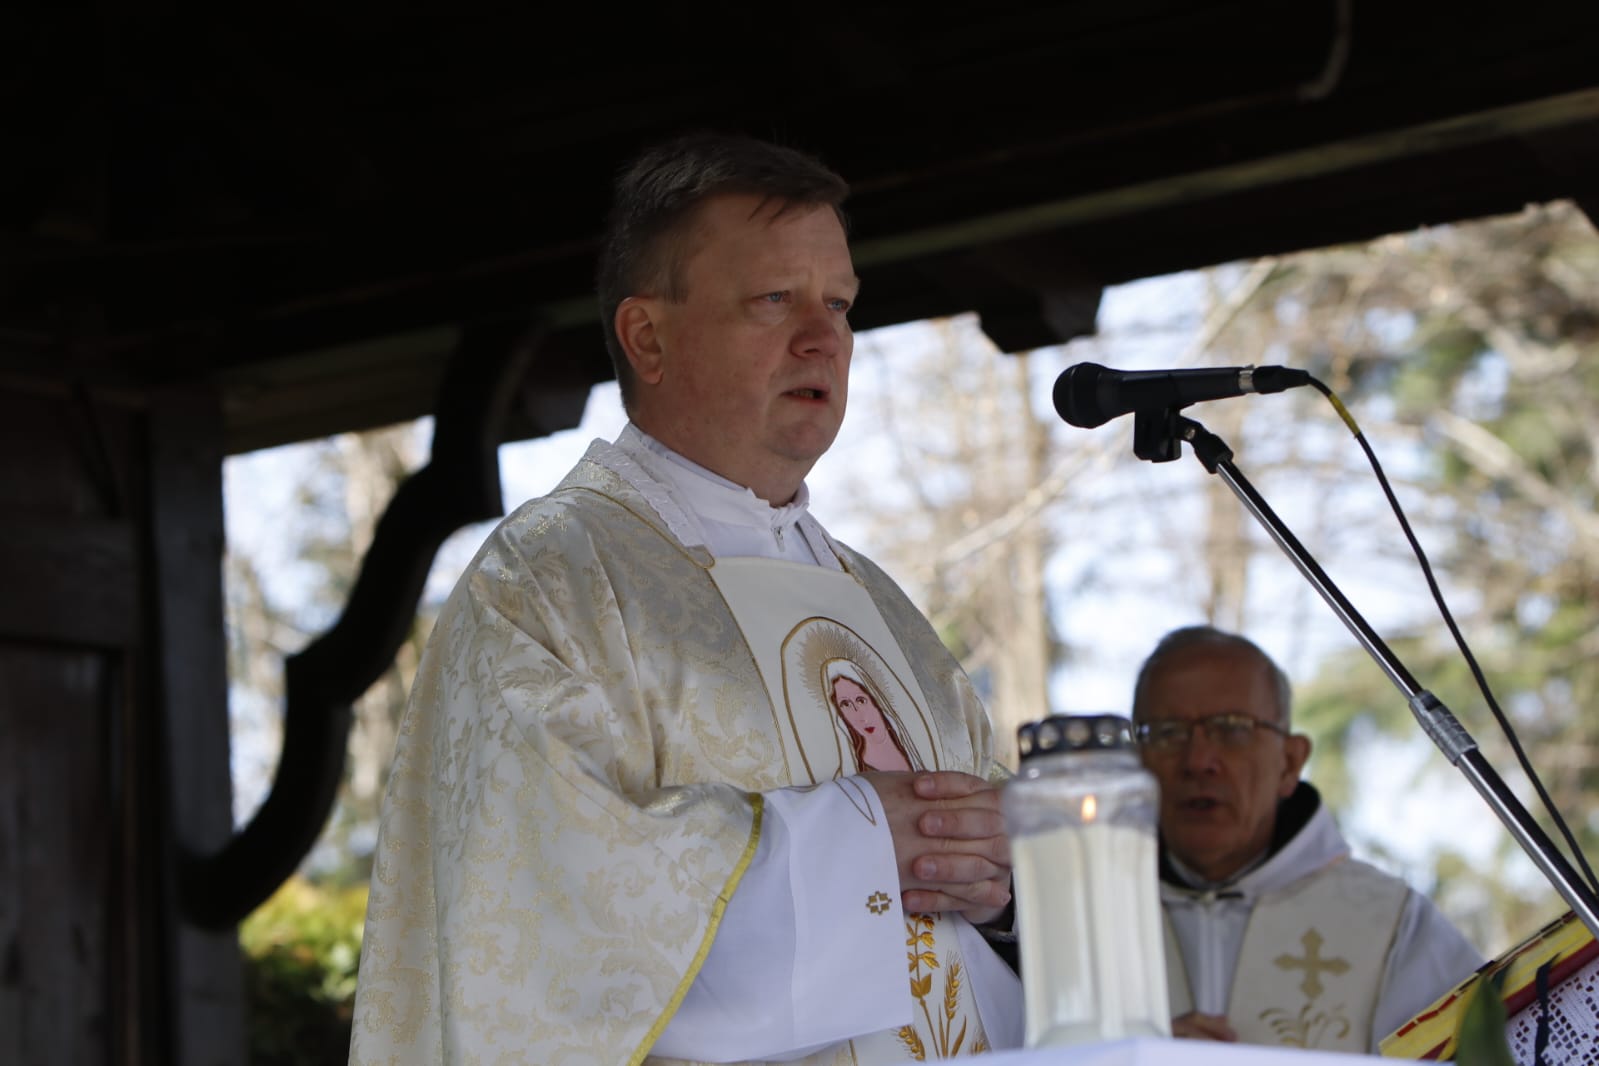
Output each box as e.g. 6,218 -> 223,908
1134,712 -> 1288,753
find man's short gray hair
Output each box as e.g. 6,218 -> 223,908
1131,625 -> 1293,728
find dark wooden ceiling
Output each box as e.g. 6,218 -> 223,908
6,1 -> 1599,454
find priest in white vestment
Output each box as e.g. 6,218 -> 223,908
349,133 -> 1024,1065
1130,625 -> 1483,1053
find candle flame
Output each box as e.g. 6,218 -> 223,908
1082,794 -> 1098,821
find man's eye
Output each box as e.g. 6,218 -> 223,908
828,297 -> 852,312
1214,718 -> 1254,742
763,291 -> 787,303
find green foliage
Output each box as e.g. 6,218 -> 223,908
1453,970 -> 1514,1066
240,877 -> 368,1066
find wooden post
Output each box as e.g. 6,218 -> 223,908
0,381 -> 245,1066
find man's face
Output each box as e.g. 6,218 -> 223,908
621,193 -> 858,504
1136,644 -> 1310,882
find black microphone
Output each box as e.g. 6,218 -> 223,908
1052,362 -> 1313,428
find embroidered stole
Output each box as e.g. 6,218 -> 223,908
1164,859 -> 1408,1051
710,556 -> 991,1062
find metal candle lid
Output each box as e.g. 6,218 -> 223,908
1016,714 -> 1135,761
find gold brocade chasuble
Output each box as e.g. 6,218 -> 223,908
349,449 -> 1008,1066
709,556 -> 991,1062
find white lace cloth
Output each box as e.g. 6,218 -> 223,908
1505,952 -> 1599,1065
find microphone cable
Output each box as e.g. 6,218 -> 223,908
1310,374 -> 1599,897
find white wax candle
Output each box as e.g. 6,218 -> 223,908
1013,820 -> 1170,1047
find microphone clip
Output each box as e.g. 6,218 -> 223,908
1132,408 -> 1235,472
1132,407 -> 1183,463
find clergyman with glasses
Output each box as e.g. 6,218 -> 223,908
1131,625 -> 1482,1053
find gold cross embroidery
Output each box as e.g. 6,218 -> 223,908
1274,928 -> 1350,1000
867,891 -> 892,915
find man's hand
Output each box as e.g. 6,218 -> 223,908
1170,1012 -> 1237,1042
863,770 -> 1011,925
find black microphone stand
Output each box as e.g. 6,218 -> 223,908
1133,406 -> 1599,938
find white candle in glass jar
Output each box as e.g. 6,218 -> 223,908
1012,798 -> 1171,1048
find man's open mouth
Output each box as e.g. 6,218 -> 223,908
786,387 -> 826,399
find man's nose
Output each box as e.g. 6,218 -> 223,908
792,300 -> 848,358
1179,727 -> 1222,773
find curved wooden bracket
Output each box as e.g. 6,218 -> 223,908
180,318 -> 543,928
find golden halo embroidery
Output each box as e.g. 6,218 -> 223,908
867,891 -> 893,915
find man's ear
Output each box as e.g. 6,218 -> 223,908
1279,732 -> 1312,797
615,297 -> 666,386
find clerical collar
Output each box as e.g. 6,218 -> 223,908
1165,851 -> 1265,894
613,424 -> 816,560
